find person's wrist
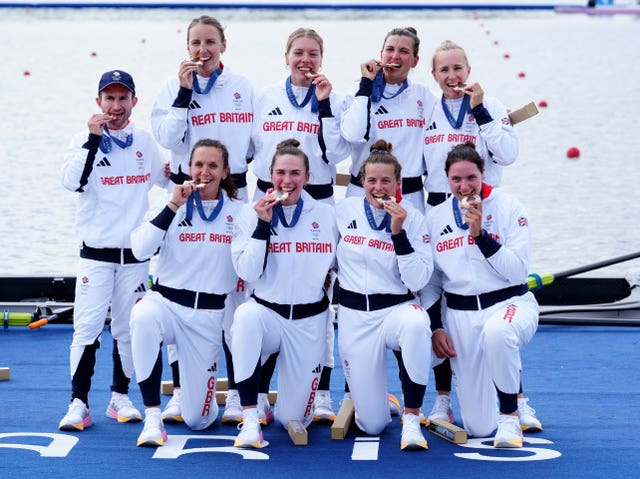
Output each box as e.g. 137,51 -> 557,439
473,228 -> 486,240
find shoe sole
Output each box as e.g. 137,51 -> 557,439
222,416 -> 243,424
161,415 -> 184,424
401,440 -> 428,450
493,439 -> 523,448
521,424 -> 542,432
106,407 -> 142,423
313,415 -> 336,423
137,431 -> 167,447
59,417 -> 93,431
259,410 -> 274,426
234,438 -> 269,449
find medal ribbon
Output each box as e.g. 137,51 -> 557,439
451,197 -> 470,230
192,66 -> 222,95
185,190 -> 224,223
364,198 -> 391,232
371,70 -> 408,103
99,126 -> 133,154
271,199 -> 304,228
441,94 -> 471,129
285,77 -> 318,113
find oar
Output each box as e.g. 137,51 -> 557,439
528,251 -> 640,291
28,306 -> 74,329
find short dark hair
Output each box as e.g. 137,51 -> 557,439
445,142 -> 484,175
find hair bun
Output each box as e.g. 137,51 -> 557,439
369,139 -> 393,154
277,138 -> 300,150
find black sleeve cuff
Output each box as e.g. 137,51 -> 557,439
391,229 -> 414,256
317,98 -> 333,118
172,86 -> 193,108
427,297 -> 443,331
83,133 -> 102,153
150,206 -> 177,230
356,77 -> 373,97
474,229 -> 501,257
251,218 -> 271,240
471,103 -> 493,126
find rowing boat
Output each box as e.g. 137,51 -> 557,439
3,264 -> 639,328
535,277 -> 640,326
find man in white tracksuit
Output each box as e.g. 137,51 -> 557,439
59,70 -> 167,431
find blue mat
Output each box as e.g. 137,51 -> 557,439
1,323 -> 639,478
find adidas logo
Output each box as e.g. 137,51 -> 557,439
270,227 -> 278,236
96,157 -> 111,167
440,225 -> 453,236
347,219 -> 357,229
207,362 -> 217,373
134,283 -> 147,293
374,105 -> 389,115
311,364 -> 322,374
178,219 -> 193,227
268,107 -> 283,116
426,120 -> 437,131
189,100 -> 201,110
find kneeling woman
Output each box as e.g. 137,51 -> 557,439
421,142 -> 539,448
336,140 -> 434,450
230,139 -> 338,449
130,139 -> 243,446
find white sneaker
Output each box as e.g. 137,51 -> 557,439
257,393 -> 274,425
400,413 -> 428,450
59,398 -> 93,431
234,408 -> 265,449
222,389 -> 243,423
518,397 -> 542,432
388,393 -> 401,416
161,388 -> 183,423
400,409 -> 428,426
313,390 -> 336,422
137,407 -> 167,447
400,395 -> 428,426
493,414 -> 523,448
105,392 -> 142,423
427,394 -> 454,423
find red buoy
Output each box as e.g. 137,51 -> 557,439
538,100 -> 548,108
90,51 -> 97,57
566,147 -> 580,159
503,53 -> 510,59
518,72 -> 526,78
23,70 -> 31,76
493,40 -> 499,45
